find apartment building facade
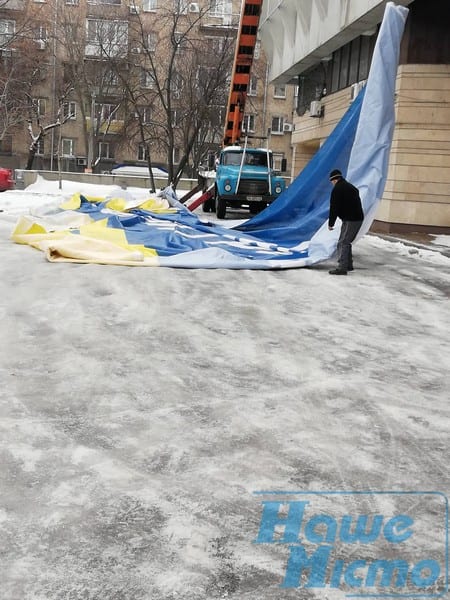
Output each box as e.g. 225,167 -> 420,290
259,0 -> 450,233
0,0 -> 295,180
242,40 -> 296,173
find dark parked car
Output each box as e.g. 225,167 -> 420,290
0,168 -> 14,191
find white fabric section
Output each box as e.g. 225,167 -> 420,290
351,2 -> 409,239
158,247 -> 311,269
25,211 -> 92,230
308,2 -> 409,264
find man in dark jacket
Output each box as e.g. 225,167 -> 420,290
327,169 -> 364,275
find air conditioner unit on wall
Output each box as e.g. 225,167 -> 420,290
283,122 -> 293,133
310,100 -> 323,118
77,157 -> 87,166
189,2 -> 199,12
129,4 -> 139,14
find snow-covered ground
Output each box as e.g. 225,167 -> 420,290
0,179 -> 449,599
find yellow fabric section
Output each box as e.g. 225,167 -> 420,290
104,198 -> 128,211
60,193 -> 82,210
22,221 -> 46,235
79,220 -> 157,258
11,192 -> 173,266
39,235 -> 160,266
11,213 -> 158,264
60,192 -> 108,210
138,198 -> 178,213
60,193 -> 175,213
11,216 -> 69,246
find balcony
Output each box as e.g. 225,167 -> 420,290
200,11 -> 239,32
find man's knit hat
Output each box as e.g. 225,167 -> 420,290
329,169 -> 343,181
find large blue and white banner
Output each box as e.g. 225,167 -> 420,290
12,3 -> 408,269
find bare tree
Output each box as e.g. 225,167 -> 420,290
0,0 -> 52,147
0,57 -> 31,141
116,1 -> 236,187
56,3 -> 130,172
24,83 -> 74,170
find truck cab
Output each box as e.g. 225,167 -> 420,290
214,146 -> 286,219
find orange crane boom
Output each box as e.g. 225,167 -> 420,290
223,0 -> 263,146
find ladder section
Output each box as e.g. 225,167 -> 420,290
223,0 -> 263,146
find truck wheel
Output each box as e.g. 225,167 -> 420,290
216,197 -> 226,219
203,197 -> 214,212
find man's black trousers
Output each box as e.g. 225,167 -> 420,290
337,220 -> 363,271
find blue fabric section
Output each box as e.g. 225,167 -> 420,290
234,89 -> 365,246
73,199 -> 307,261
77,196 -> 108,216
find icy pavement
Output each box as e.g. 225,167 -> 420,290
0,184 -> 449,599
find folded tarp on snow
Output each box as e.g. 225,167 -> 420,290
11,2 -> 408,269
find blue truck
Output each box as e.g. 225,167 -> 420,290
209,145 -> 287,219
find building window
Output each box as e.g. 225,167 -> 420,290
272,153 -> 284,171
173,147 -> 181,163
170,109 -> 183,127
35,138 -> 44,155
143,0 -> 157,10
87,0 -> 121,4
104,69 -> 119,86
271,116 -> 284,135
147,32 -> 157,52
138,144 -> 148,161
205,36 -> 224,55
136,106 -> 152,123
63,101 -> 76,120
243,114 -> 255,133
174,31 -> 188,54
141,69 -> 156,89
0,20 -> 15,46
61,138 -> 74,156
339,43 -> 351,90
95,103 -> 118,122
173,0 -> 188,14
34,25 -> 47,44
170,71 -> 183,99
210,0 -> 232,18
64,23 -> 78,39
273,84 -> 286,98
248,76 -> 257,96
86,19 -> 128,57
254,40 -> 261,60
358,35 -> 374,81
348,38 -> 360,84
33,98 -> 46,116
328,32 -> 377,94
98,141 -> 112,158
143,107 -> 152,123
197,65 -> 215,88
65,0 -> 79,5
